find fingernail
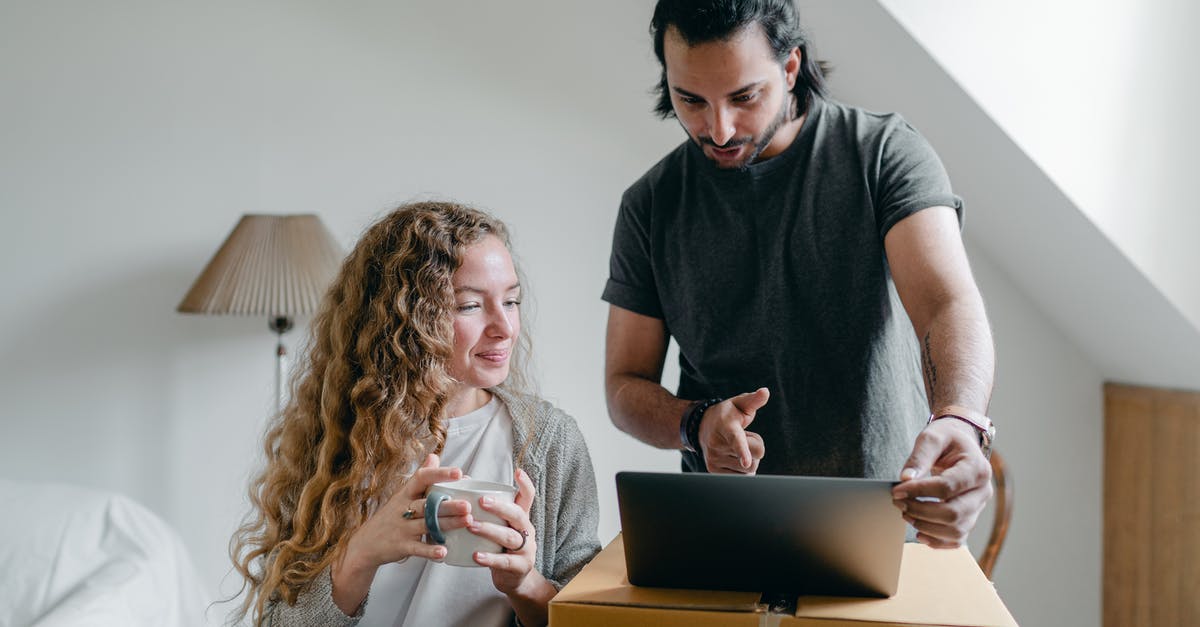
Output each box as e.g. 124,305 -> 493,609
893,491 -> 908,500
468,522 -> 479,531
481,496 -> 493,506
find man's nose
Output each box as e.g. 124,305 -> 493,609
708,105 -> 736,146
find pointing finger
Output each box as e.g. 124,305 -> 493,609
728,422 -> 752,469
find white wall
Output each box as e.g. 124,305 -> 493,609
880,0 -> 1200,335
0,2 -> 1107,626
0,0 -> 679,613
965,249 -> 1104,626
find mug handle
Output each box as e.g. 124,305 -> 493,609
424,492 -> 450,544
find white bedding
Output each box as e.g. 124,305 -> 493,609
0,479 -> 211,627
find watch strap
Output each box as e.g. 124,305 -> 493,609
928,404 -> 991,433
928,404 -> 995,458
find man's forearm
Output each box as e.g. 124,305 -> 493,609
919,298 -> 994,415
606,372 -> 692,449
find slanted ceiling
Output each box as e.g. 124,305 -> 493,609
796,0 -> 1200,390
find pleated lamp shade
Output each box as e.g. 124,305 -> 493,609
177,214 -> 343,317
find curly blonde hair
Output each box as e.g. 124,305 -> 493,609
228,200 -> 530,625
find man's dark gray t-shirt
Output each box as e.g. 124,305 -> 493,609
602,97 -> 963,478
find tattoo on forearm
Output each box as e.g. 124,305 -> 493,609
922,331 -> 937,406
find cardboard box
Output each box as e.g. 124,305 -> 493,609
550,535 -> 1018,627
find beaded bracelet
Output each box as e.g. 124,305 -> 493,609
679,397 -> 725,454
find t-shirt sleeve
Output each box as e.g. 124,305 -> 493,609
874,118 -> 964,238
601,189 -> 665,319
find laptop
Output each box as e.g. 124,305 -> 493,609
615,471 -> 906,597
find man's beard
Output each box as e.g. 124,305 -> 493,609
695,92 -> 794,171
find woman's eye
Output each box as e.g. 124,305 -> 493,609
504,299 -> 522,309
457,303 -> 480,313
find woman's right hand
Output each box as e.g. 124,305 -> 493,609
347,453 -> 472,567
332,454 -> 471,614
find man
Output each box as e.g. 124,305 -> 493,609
602,0 -> 996,548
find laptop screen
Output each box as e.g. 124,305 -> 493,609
616,471 -> 906,597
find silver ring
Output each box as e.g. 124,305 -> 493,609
513,529 -> 529,552
402,500 -> 419,520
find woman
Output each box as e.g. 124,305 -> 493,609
230,201 -> 601,627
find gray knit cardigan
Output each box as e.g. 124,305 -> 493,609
263,387 -> 601,626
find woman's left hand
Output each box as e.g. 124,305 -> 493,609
470,467 -> 543,595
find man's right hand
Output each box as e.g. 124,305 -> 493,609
697,388 -> 769,474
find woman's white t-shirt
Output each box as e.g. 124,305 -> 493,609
358,395 -> 515,627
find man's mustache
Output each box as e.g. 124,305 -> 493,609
698,136 -> 751,148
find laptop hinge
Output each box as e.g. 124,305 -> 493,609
758,591 -> 797,615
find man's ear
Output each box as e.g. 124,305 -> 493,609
785,47 -> 801,89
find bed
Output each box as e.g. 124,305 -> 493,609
0,479 -> 213,627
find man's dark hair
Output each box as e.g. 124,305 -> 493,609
650,0 -> 829,119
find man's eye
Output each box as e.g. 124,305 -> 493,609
680,96 -> 703,105
734,93 -> 756,103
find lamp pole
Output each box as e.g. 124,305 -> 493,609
269,315 -> 294,416
177,214 -> 342,421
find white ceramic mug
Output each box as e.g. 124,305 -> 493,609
424,479 -> 518,567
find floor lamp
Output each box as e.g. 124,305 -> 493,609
177,214 -> 343,416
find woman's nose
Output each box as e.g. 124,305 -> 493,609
487,308 -> 514,338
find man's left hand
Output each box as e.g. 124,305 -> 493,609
891,418 -> 993,548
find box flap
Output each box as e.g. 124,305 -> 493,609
788,544 -> 1018,627
553,535 -> 764,612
